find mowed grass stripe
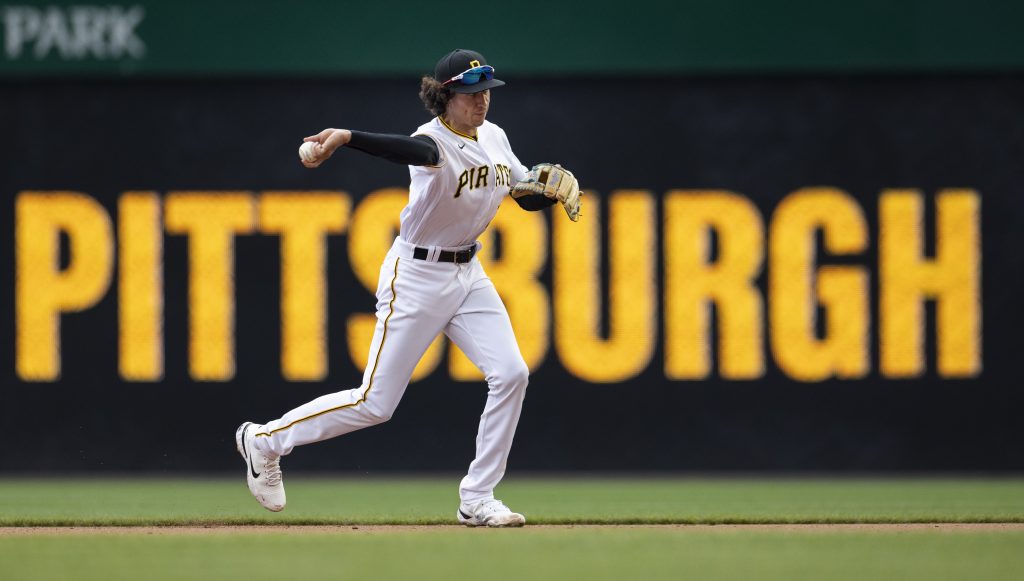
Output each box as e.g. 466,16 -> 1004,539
1,477 -> 1022,526
2,529 -> 1024,581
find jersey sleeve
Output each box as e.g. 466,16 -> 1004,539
409,132 -> 446,169
509,154 -> 529,184
495,125 -> 530,183
495,125 -> 552,210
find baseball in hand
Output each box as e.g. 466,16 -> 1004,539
299,141 -> 318,163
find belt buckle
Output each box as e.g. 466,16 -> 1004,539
455,248 -> 473,263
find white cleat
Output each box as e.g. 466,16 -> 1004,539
457,498 -> 526,528
235,422 -> 286,512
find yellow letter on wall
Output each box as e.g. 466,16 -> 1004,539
664,191 -> 764,380
261,192 -> 349,381
770,188 -> 869,382
880,190 -> 981,377
554,191 -> 656,383
119,192 -> 164,381
16,192 -> 114,381
165,192 -> 254,381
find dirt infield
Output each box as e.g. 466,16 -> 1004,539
3,523 -> 1023,536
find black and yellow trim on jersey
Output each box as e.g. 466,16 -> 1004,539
255,258 -> 402,438
438,115 -> 478,142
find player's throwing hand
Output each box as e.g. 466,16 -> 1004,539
300,128 -> 352,168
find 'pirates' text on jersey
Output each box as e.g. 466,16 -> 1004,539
402,117 -> 528,248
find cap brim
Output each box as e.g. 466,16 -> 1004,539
449,78 -> 505,94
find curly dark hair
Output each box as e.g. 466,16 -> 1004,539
419,76 -> 452,117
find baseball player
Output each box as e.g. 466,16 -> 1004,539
235,49 -> 580,527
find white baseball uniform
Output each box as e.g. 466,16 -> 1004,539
252,117 -> 530,503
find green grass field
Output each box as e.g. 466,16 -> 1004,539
2,476 -> 1022,525
2,476 -> 1024,580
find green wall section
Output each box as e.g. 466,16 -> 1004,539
1,0 -> 1023,76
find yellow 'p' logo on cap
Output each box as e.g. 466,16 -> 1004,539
470,60 -> 481,68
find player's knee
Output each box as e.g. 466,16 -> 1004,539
511,360 -> 530,389
363,402 -> 395,424
492,359 -> 529,392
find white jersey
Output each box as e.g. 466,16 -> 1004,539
400,117 -> 529,248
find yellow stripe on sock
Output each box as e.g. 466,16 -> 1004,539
255,257 -> 401,438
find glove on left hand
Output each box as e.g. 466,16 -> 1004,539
510,163 -> 582,221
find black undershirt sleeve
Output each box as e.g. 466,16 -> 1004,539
512,193 -> 557,211
346,130 -> 440,166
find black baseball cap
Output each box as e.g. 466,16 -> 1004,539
434,49 -> 505,94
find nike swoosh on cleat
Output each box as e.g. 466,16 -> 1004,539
458,143 -> 465,149
239,423 -> 249,459
245,425 -> 261,478
459,509 -> 473,520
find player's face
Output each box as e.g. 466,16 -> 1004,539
448,90 -> 490,129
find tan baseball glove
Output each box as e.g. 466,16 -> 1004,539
510,163 -> 582,221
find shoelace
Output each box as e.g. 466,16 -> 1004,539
477,499 -> 511,515
264,457 -> 283,486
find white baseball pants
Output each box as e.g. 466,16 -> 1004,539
251,237 -> 529,503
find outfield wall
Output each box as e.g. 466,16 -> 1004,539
2,76 -> 1021,472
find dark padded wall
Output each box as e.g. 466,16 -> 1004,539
1,76 -> 1022,472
